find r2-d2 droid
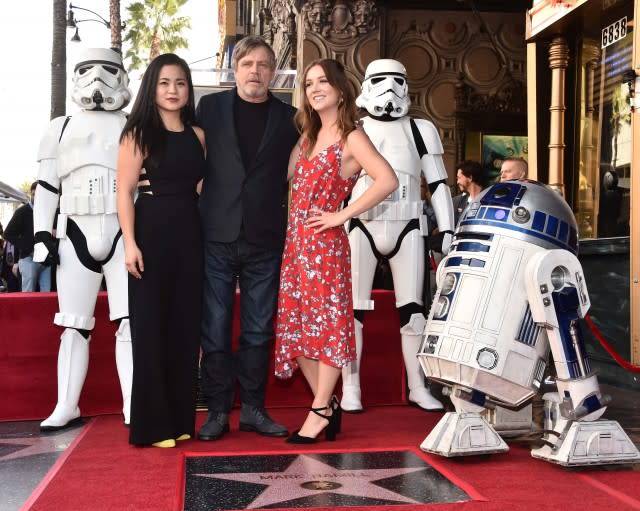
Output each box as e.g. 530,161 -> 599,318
341,59 -> 455,412
417,180 -> 640,466
34,48 -> 133,430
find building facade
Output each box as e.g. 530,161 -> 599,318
217,0 -> 638,382
527,0 -> 638,384
221,1 -> 530,175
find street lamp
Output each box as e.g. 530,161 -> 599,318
66,2 -> 125,43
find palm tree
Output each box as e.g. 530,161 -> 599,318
123,0 -> 191,71
51,0 -> 67,119
110,0 -> 124,52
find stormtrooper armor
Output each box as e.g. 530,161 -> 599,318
34,48 -> 133,430
341,59 -> 455,412
417,180 -> 640,466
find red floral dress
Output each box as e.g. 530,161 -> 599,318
274,139 -> 359,379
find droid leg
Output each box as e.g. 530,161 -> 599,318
532,390 -> 640,466
400,308 -> 443,410
526,250 -> 640,466
420,384 -> 508,456
482,403 -> 536,438
341,314 -> 364,412
115,319 -> 132,425
40,328 -> 90,431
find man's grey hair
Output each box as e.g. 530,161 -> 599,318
231,36 -> 276,71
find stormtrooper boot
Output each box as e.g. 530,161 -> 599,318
40,328 -> 90,430
341,318 -> 364,412
115,319 -> 133,425
402,333 -> 443,411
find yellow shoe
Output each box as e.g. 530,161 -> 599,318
176,434 -> 191,441
152,439 -> 176,448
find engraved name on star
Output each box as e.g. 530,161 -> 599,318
195,453 -> 427,508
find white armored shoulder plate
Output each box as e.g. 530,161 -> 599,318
412,118 -> 444,155
37,116 -> 70,162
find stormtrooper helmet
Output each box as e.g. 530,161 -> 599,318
71,48 -> 131,111
356,59 -> 410,120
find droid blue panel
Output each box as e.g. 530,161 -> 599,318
545,216 -> 559,237
454,242 -> 490,253
558,221 -> 569,243
532,211 -> 546,232
479,182 -> 525,208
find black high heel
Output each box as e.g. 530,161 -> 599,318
286,404 -> 339,444
331,395 -> 342,434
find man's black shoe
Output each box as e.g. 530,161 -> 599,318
239,405 -> 288,437
198,412 -> 229,441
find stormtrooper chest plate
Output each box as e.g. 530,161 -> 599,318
57,111 -> 126,178
363,117 -> 421,176
56,111 -> 127,215
353,117 -> 424,220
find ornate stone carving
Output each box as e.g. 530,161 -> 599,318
401,19 -> 431,37
328,0 -> 357,38
268,0 -> 298,33
353,0 -> 378,35
262,0 -> 299,70
259,8 -> 276,46
301,0 -> 378,41
302,0 -> 331,35
455,73 -> 526,114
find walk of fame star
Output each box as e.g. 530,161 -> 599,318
183,450 -> 470,510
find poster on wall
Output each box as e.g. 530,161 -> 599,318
481,134 -> 528,179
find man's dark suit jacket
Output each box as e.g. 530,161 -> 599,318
196,88 -> 299,250
452,193 -> 469,226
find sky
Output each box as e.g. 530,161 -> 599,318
0,0 -> 219,192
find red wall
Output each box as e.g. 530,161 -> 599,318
0,290 -> 406,421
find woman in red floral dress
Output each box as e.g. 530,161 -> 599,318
275,59 -> 398,443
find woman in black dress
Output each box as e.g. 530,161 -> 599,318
116,54 -> 205,447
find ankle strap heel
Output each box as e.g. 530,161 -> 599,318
311,404 -> 339,441
331,395 -> 342,434
310,405 -> 331,420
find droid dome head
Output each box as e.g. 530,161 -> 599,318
356,59 -> 410,120
71,48 -> 131,111
460,180 -> 579,254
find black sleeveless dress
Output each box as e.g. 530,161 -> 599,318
129,127 -> 205,445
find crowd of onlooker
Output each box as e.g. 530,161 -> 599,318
0,181 -> 53,293
0,221 -> 18,292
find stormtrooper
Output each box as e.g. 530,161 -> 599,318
417,179 -> 640,466
34,48 -> 133,431
341,59 -> 455,412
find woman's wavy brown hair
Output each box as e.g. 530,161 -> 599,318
294,58 -> 358,158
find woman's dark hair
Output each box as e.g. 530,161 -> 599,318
120,53 -> 196,159
294,58 -> 358,158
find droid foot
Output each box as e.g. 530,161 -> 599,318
531,420 -> 640,466
40,404 -> 82,431
409,388 -> 444,411
340,385 -> 363,413
420,412 -> 508,457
